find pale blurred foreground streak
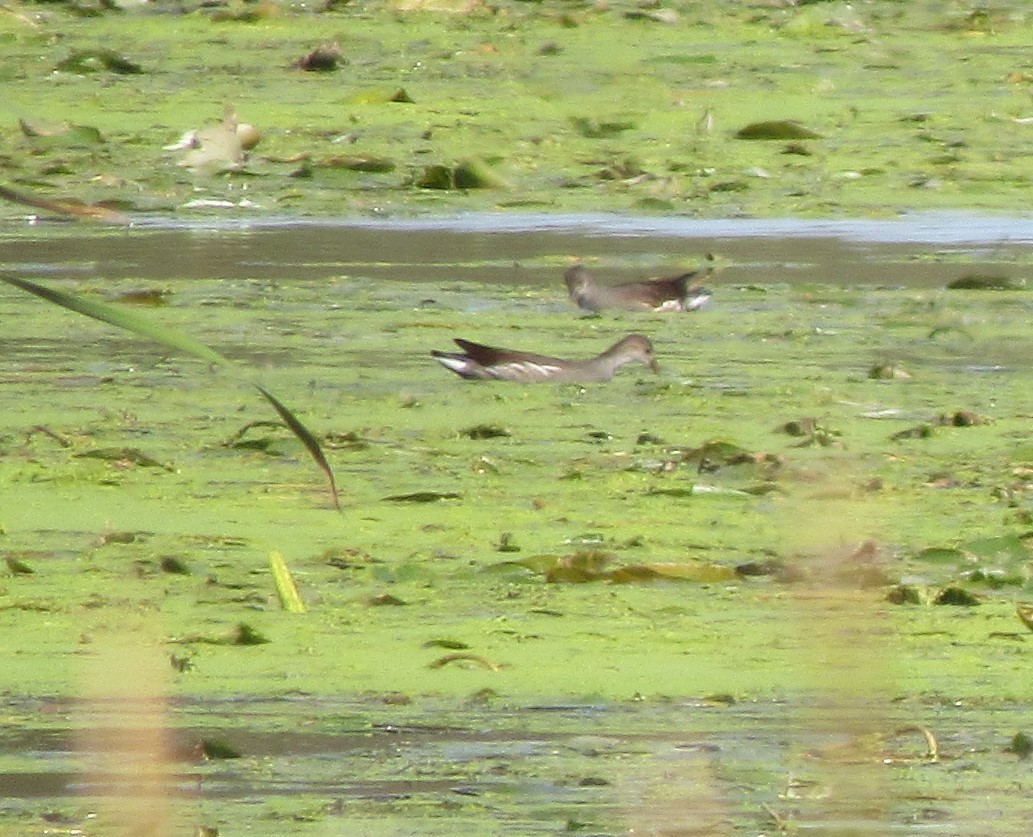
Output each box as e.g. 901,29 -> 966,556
67,542 -> 927,834
75,616 -> 179,837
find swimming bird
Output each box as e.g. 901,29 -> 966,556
563,259 -> 714,313
431,334 -> 659,382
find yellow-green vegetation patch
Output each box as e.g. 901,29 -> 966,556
2,1 -> 1033,218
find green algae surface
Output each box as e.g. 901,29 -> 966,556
4,261 -> 1033,833
5,0 -> 1033,832
3,0 -> 1033,219
6,270 -> 1033,701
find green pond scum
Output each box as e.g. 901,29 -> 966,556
4,269 -> 1033,833
3,0 -> 1033,834
2,0 -> 1033,218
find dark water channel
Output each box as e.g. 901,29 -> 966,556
2,211 -> 1032,288
0,694 -> 1003,835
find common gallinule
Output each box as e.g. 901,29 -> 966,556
564,260 -> 713,313
432,334 -> 659,382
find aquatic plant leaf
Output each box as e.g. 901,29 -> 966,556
345,88 -> 414,104
293,42 -> 342,72
56,49 -> 143,74
254,385 -> 341,512
169,652 -> 193,673
679,440 -> 779,471
868,363 -> 911,379
623,8 -> 678,24
454,158 -> 512,189
74,447 -> 172,470
183,623 -> 272,645
320,155 -> 396,172
890,424 -> 933,441
223,420 -> 287,448
511,550 -> 739,584
962,567 -> 1024,588
416,159 -> 511,190
947,274 -> 1023,290
4,556 -> 35,575
933,586 -> 981,606
1005,731 -> 1033,759
886,584 -> 928,605
415,164 -> 454,189
18,120 -> 104,147
100,531 -> 145,545
230,622 -> 270,645
160,556 -> 191,575
545,550 -> 616,583
571,117 -> 636,138
367,591 -> 407,603
484,554 -> 560,574
0,184 -> 127,223
607,562 -> 738,583
646,487 -> 695,498
735,120 -> 822,140
927,324 -> 974,340
462,423 -> 510,439
936,409 -> 988,427
382,491 -> 461,502
18,117 -> 71,138
364,593 -> 407,606
198,739 -> 242,759
113,289 -> 170,307
428,653 -> 504,671
780,417 -> 818,437
269,551 -> 307,613
693,485 -> 757,497
0,276 -> 228,366
423,638 -> 471,650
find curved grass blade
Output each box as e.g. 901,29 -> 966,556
255,384 -> 341,511
0,276 -> 228,366
3,276 -> 341,511
269,551 -> 307,613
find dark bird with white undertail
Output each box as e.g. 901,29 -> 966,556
431,334 -> 659,383
564,258 -> 714,313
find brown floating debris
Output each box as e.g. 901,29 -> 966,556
735,120 -> 822,140
428,653 -> 505,671
0,184 -> 129,224
1005,732 -> 1033,759
293,42 -> 343,71
947,273 -> 1023,290
382,491 -> 461,503
56,49 -> 143,74
868,363 -> 911,380
935,409 -> 989,427
75,447 -> 173,470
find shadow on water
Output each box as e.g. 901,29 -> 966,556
2,211 -> 1032,288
